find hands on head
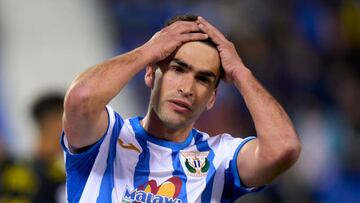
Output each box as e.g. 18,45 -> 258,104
143,16 -> 246,84
144,20 -> 208,63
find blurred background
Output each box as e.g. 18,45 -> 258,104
0,0 -> 359,202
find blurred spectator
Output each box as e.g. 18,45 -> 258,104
30,93 -> 66,203
1,131 -> 35,203
0,93 -> 66,203
0,156 -> 37,203
0,79 -> 35,203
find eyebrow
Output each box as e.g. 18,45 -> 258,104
172,58 -> 189,69
171,58 -> 217,81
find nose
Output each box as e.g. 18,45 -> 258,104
178,75 -> 194,97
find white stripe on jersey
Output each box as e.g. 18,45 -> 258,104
78,107 -> 116,203
147,141 -> 175,185
114,119 -> 142,201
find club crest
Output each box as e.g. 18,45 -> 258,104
180,151 -> 210,177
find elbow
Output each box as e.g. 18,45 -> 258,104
64,84 -> 94,116
280,137 -> 301,166
253,131 -> 301,185
260,131 -> 302,170
285,129 -> 301,161
274,132 -> 302,168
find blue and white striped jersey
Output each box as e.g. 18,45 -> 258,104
61,106 -> 260,203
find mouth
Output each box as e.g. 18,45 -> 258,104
168,99 -> 192,112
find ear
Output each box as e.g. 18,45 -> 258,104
144,65 -> 156,88
206,89 -> 217,110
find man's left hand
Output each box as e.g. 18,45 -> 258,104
197,16 -> 246,83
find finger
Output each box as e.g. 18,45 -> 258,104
198,23 -> 222,45
197,16 -> 226,39
149,31 -> 161,40
169,21 -> 202,34
179,32 -> 208,42
197,16 -> 228,44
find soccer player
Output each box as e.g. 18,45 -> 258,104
61,15 -> 301,202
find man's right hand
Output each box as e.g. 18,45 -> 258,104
142,21 -> 208,64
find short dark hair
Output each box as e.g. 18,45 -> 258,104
165,15 -> 224,88
31,93 -> 64,123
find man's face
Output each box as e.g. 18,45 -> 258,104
146,41 -> 221,129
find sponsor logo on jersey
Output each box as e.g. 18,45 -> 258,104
180,151 -> 210,177
122,177 -> 182,203
118,138 -> 141,153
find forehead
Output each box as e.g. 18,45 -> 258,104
172,41 -> 221,75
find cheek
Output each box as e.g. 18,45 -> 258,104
194,87 -> 214,105
150,76 -> 163,106
153,72 -> 177,104
165,71 -> 180,83
161,72 -> 180,92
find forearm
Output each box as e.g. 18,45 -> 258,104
63,45 -> 153,148
233,67 -> 301,178
66,46 -> 152,110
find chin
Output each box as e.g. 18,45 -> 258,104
159,113 -> 190,129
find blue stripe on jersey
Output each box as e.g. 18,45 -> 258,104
171,149 -> 189,203
220,136 -> 258,202
60,107 -> 114,203
193,130 -> 216,203
130,117 -> 151,188
220,166 -> 234,203
96,113 -> 123,202
61,133 -> 106,203
131,116 -> 193,151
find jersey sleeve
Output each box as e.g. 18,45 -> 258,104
60,105 -> 124,203
221,134 -> 263,201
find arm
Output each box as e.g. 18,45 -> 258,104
63,21 -> 208,150
197,17 -> 301,187
233,67 -> 301,187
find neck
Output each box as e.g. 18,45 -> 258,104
141,109 -> 193,143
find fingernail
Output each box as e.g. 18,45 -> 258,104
199,23 -> 204,28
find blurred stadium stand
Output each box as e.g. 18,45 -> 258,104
1,0 -> 359,202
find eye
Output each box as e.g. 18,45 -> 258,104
172,65 -> 185,73
196,75 -> 212,84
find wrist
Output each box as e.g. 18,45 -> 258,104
232,66 -> 252,89
137,44 -> 158,64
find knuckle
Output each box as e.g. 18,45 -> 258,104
169,21 -> 180,28
172,21 -> 187,29
226,41 -> 234,48
161,26 -> 169,32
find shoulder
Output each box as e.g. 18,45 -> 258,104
191,128 -> 257,156
192,129 -> 244,150
192,128 -> 242,144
